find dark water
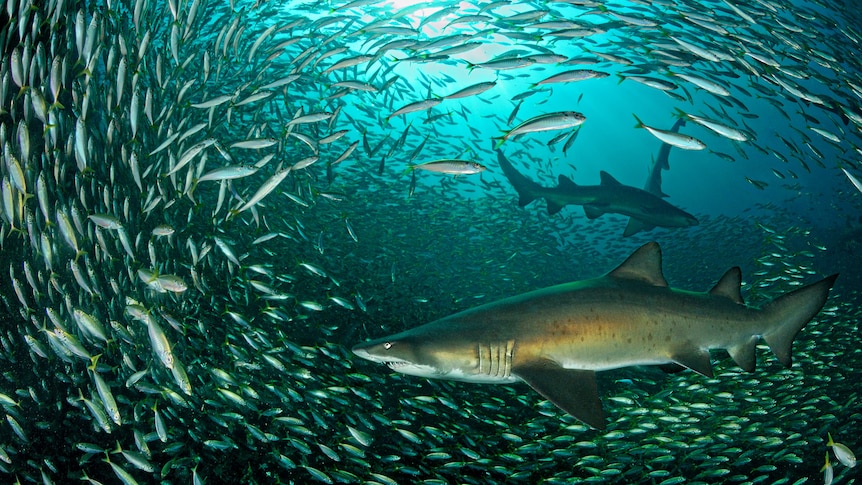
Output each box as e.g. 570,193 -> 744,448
0,0 -> 859,483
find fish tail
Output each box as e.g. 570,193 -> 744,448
495,145 -> 542,208
761,273 -> 838,367
632,113 -> 644,129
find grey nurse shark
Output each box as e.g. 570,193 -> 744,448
352,243 -> 838,429
497,119 -> 698,237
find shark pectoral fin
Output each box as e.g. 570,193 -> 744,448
622,217 -> 653,237
513,361 -> 604,429
671,347 -> 714,378
727,337 -> 757,372
582,204 -> 603,219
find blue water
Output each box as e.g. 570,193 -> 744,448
0,0 -> 860,483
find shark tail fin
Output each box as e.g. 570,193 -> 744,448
495,145 -> 543,208
761,274 -> 838,367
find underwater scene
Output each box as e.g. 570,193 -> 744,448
0,0 -> 860,482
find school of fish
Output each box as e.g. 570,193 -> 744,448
0,0 -> 860,483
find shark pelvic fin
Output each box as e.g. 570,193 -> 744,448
606,242 -> 668,287
513,360 -> 604,429
709,267 -> 744,304
583,204 -> 603,219
671,346 -> 713,377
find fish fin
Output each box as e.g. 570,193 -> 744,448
671,346 -> 713,377
708,267 -> 744,304
546,201 -> 564,215
658,363 -> 686,374
497,148 -> 540,207
632,113 -> 644,129
606,242 -> 668,287
557,174 -> 578,189
513,360 -> 604,429
622,217 -> 652,237
762,273 -> 838,367
582,205 -> 603,219
727,337 -> 757,372
598,171 -> 622,186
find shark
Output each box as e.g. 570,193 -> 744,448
352,242 -> 838,429
497,120 -> 697,236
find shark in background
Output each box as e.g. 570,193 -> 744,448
496,120 -> 697,237
353,242 -> 838,429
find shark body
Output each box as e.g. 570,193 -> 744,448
497,119 -> 697,236
353,243 -> 838,429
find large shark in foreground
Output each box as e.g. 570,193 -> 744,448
353,243 -> 838,429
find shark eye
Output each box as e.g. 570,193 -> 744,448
383,342 -> 392,350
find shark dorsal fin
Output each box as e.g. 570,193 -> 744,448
607,242 -> 668,287
599,171 -> 622,186
557,174 -> 578,189
709,267 -> 744,304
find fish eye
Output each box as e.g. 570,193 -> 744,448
384,342 -> 392,350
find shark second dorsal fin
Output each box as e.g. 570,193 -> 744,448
512,360 -> 605,429
599,171 -> 622,186
558,174 -> 578,189
607,242 -> 668,287
709,267 -> 744,304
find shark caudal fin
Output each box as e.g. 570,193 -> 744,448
761,274 -> 838,367
495,145 -> 544,208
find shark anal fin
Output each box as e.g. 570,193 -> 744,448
513,361 -> 604,429
671,347 -> 713,378
709,267 -> 744,304
607,242 -> 668,287
728,337 -> 757,372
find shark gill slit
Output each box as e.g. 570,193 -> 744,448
477,341 -> 516,377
